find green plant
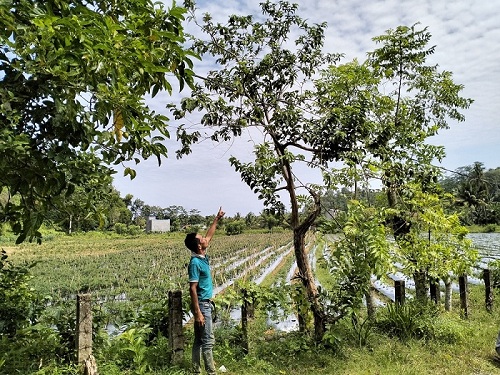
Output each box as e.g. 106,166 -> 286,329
321,328 -> 342,350
31,363 -> 80,375
225,221 -> 245,235
132,301 -> 169,344
376,301 -> 439,341
427,315 -> 468,344
127,225 -> 142,236
484,224 -> 497,233
487,259 -> 500,288
349,312 -> 376,347
0,324 -> 63,373
114,223 -> 128,235
214,325 -> 247,361
114,326 -> 152,374
0,250 -> 45,337
0,0 -> 196,243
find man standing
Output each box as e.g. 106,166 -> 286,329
185,207 -> 224,375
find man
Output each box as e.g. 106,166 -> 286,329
185,207 -> 224,375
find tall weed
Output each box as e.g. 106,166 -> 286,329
376,300 -> 468,344
376,301 -> 438,341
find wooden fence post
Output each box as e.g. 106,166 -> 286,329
483,269 -> 493,312
241,289 -> 249,355
168,290 -> 185,364
76,293 -> 97,374
394,280 -> 406,305
459,275 -> 469,319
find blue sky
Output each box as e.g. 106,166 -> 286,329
113,0 -> 500,216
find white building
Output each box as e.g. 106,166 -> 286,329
146,216 -> 171,233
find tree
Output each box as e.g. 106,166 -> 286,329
318,24 -> 472,299
171,5 -> 472,340
392,185 -> 477,306
0,0 -> 196,242
440,163 -> 500,225
321,200 -> 392,320
171,1 -> 342,340
163,205 -> 188,231
366,24 -> 472,251
457,162 -> 495,225
260,210 -> 283,232
130,198 -> 145,223
46,179 -> 132,233
244,212 -> 258,229
225,220 -> 244,235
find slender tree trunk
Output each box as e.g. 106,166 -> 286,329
444,277 -> 453,311
413,269 -> 428,301
278,148 -> 324,340
365,285 -> 377,320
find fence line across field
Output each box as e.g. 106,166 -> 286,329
75,268 -> 496,373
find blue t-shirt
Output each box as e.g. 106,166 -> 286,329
188,255 -> 213,301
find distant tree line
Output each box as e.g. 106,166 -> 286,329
319,161 -> 500,229
0,179 -> 287,236
1,161 -> 496,239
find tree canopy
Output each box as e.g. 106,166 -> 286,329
0,0 -> 196,242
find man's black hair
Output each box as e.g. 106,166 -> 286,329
184,232 -> 199,252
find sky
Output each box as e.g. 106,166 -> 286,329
113,0 -> 500,217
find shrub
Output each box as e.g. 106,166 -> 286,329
487,259 -> 500,288
0,251 -> 46,337
225,221 -> 245,235
100,325 -> 152,374
127,225 -> 142,235
0,324 -> 64,374
114,223 -> 127,235
428,315 -> 468,344
484,224 -> 497,233
114,223 -> 143,236
376,300 -> 439,341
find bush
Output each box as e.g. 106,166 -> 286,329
0,324 -> 64,374
487,259 -> 500,288
484,224 -> 497,233
100,326 -> 152,374
376,300 -> 468,344
428,315 -> 468,344
114,223 -> 143,235
0,251 -> 46,337
376,300 -> 439,341
114,223 -> 127,234
225,221 -> 245,235
128,225 -> 142,236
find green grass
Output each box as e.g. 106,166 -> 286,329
204,287 -> 500,375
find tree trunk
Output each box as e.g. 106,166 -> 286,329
293,228 -> 325,342
413,269 -> 428,301
365,285 -> 377,320
444,277 -> 453,312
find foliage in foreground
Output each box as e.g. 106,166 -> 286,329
2,269 -> 500,375
0,0 -> 196,243
2,230 -> 500,374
